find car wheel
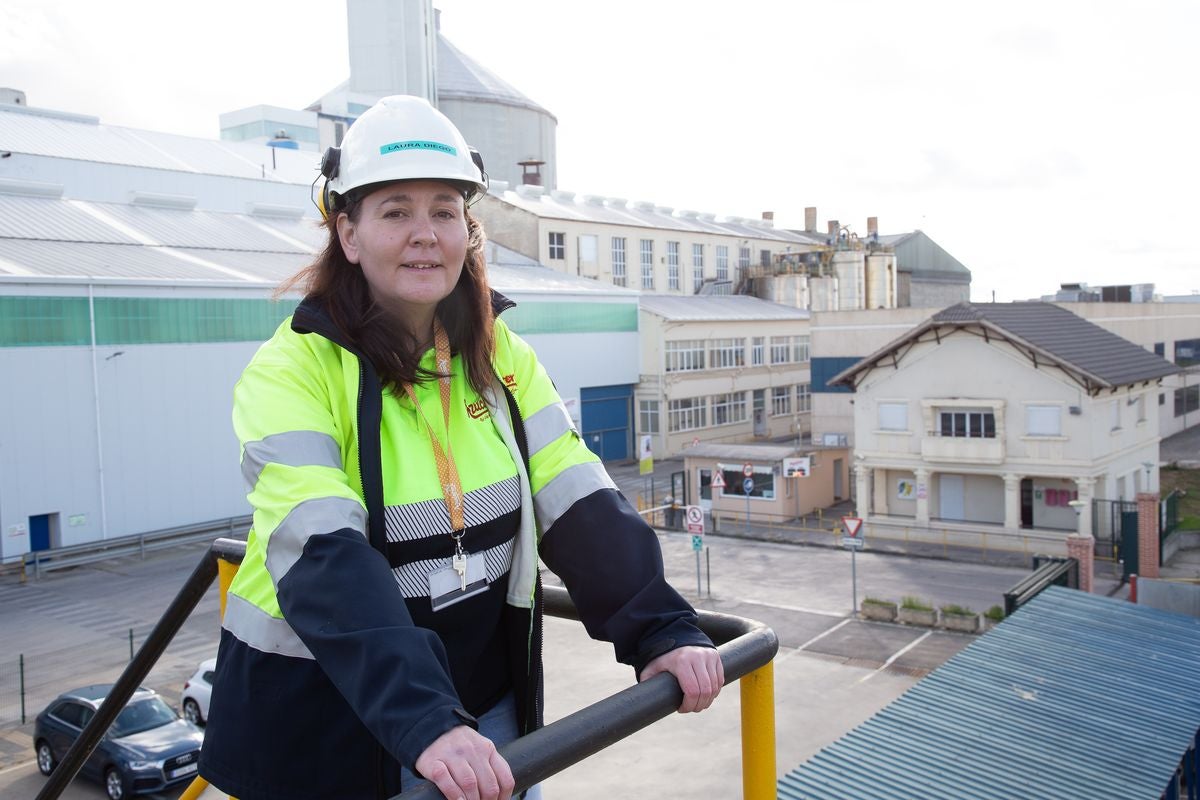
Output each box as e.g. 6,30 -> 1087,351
35,740 -> 56,775
182,698 -> 204,725
104,767 -> 127,800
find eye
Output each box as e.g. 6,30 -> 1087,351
435,209 -> 458,220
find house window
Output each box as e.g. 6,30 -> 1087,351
579,234 -> 598,265
1110,400 -> 1121,431
939,409 -> 996,438
1026,405 -> 1062,436
1176,338 -> 1200,367
719,464 -> 775,499
1176,386 -> 1200,417
665,340 -> 705,372
751,337 -> 764,366
716,246 -> 729,281
668,397 -> 707,432
1136,395 -> 1146,423
796,383 -> 812,413
639,399 -> 660,435
611,237 -> 626,286
1153,342 -> 1165,357
771,386 -> 792,416
760,249 -> 771,267
640,239 -> 654,289
770,335 -> 808,364
548,232 -> 565,260
711,392 -> 747,426
667,241 -> 680,290
692,244 -> 705,292
709,338 -> 745,369
878,401 -> 907,431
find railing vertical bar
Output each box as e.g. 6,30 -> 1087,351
741,661 -> 776,800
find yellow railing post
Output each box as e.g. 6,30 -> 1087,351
740,661 -> 776,800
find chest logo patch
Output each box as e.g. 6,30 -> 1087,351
465,397 -> 490,420
502,373 -> 518,390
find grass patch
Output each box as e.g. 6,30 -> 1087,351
940,604 -> 975,617
1161,466 -> 1200,526
985,605 -> 1005,622
862,597 -> 897,608
900,596 -> 933,611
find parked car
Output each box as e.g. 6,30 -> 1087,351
33,684 -> 203,800
180,657 -> 216,725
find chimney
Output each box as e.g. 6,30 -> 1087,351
867,217 -> 878,237
518,160 -> 545,186
827,220 -> 839,236
804,207 -> 817,232
762,211 -> 774,221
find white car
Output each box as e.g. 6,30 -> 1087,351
180,658 -> 216,726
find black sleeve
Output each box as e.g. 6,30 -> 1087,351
538,488 -> 715,674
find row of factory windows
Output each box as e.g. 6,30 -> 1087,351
664,336 -> 810,372
639,384 -> 813,434
547,232 -> 773,289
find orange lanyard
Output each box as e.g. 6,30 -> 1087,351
403,321 -> 466,534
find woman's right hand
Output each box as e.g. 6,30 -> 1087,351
415,725 -> 514,800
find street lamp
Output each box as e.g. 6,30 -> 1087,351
1141,461 -> 1154,494
1068,499 -> 1087,536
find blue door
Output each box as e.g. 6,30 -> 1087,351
580,384 -> 633,462
29,514 -> 52,551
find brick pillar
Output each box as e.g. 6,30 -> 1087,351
1065,534 -> 1095,594
1136,492 -> 1160,579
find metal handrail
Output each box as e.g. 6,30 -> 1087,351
36,537 -> 779,800
22,515 -> 251,579
1002,555 -> 1079,616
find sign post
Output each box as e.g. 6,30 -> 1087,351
686,505 -> 705,595
742,475 -> 754,535
841,516 -> 864,616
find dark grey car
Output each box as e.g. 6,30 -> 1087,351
33,684 -> 204,800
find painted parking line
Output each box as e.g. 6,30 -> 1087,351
856,630 -> 932,684
794,618 -> 853,652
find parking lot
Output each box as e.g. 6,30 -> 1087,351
0,520 -> 1040,798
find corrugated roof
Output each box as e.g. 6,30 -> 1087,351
490,189 -> 827,245
833,302 -> 1177,391
639,295 -> 810,322
779,586 -> 1200,800
0,104 -> 318,184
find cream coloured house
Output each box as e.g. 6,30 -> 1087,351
636,296 -> 811,458
831,302 -> 1178,554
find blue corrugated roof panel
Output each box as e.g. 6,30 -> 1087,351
779,586 -> 1200,800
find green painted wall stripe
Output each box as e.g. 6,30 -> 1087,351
0,297 -> 637,347
502,302 -> 638,335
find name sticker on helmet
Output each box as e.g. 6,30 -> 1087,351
379,140 -> 458,156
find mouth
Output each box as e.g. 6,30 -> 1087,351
402,262 -> 442,270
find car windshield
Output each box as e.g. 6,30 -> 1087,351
110,698 -> 177,738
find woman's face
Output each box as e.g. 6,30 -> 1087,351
336,180 -> 468,334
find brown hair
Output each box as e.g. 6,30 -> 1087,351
279,195 -> 496,397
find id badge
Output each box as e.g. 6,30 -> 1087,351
428,552 -> 489,612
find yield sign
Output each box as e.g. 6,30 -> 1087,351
841,516 -> 863,538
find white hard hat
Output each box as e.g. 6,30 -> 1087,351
320,95 -> 487,213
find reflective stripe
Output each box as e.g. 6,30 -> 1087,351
241,431 -> 343,491
223,592 -> 314,660
524,401 -> 576,457
264,496 -> 367,585
532,460 -> 617,532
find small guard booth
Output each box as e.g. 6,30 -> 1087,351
682,443 -> 850,527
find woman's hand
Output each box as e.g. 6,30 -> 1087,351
415,725 -> 514,800
639,645 -> 725,713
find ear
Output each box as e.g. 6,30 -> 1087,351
335,213 -> 360,264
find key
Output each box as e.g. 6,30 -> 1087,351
452,552 -> 468,592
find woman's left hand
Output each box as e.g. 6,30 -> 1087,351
638,645 -> 725,713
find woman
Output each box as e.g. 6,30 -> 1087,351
198,95 -> 723,800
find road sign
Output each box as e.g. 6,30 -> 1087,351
743,477 -> 755,494
782,456 -> 810,478
841,516 -> 863,538
710,471 -> 726,490
691,534 -> 704,551
841,537 -> 865,550
742,462 -> 754,478
685,505 -> 705,535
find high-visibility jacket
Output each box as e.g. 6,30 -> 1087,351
198,293 -> 712,800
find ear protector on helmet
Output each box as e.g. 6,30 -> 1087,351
312,146 -> 341,221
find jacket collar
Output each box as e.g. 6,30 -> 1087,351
291,289 -> 516,347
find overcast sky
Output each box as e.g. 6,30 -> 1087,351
4,0 -> 1198,301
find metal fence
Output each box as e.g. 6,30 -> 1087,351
1091,498 -> 1136,562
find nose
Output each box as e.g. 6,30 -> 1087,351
408,215 -> 437,246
